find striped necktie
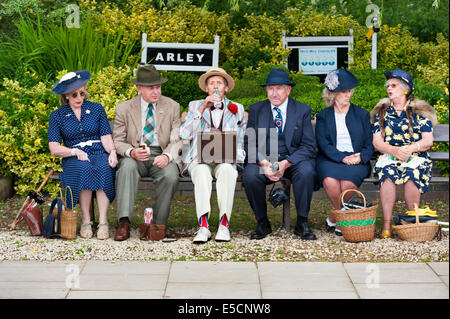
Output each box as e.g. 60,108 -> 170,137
143,104 -> 155,146
273,107 -> 283,136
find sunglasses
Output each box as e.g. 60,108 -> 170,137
69,91 -> 86,98
384,83 -> 398,89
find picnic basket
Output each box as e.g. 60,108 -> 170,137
331,189 -> 378,243
392,203 -> 440,242
60,186 -> 78,240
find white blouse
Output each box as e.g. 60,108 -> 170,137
335,112 -> 354,153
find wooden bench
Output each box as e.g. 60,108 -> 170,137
49,116 -> 448,232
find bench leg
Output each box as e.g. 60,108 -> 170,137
281,179 -> 291,232
90,191 -> 97,227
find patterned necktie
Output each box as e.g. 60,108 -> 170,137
273,107 -> 283,136
143,104 -> 155,146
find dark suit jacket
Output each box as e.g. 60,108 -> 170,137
315,103 -> 373,164
244,97 -> 316,165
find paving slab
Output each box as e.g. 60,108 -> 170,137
0,261 -> 86,282
427,262 -> 449,276
165,282 -> 261,299
74,273 -> 167,291
343,263 -> 443,284
168,261 -> 259,283
67,290 -> 164,299
165,261 -> 260,299
354,283 -> 449,299
258,262 -> 356,294
82,260 -> 170,275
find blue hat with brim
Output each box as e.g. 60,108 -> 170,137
260,68 -> 296,87
324,69 -> 359,93
384,69 -> 414,91
51,70 -> 91,95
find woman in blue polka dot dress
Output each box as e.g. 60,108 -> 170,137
48,70 -> 118,239
371,69 -> 437,239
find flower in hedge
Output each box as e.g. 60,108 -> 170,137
228,103 -> 238,114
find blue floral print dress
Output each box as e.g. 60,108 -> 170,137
372,105 -> 433,193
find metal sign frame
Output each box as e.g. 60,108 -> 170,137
140,33 -> 220,72
282,29 -> 354,74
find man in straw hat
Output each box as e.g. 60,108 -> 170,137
113,64 -> 181,241
180,67 -> 246,243
242,68 -> 317,240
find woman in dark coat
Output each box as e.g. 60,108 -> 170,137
48,70 -> 118,239
315,69 -> 374,235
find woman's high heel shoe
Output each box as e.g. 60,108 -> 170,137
381,230 -> 391,239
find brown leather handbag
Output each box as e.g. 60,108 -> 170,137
20,207 -> 43,236
139,223 -> 166,241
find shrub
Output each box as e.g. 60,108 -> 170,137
0,14 -> 138,81
0,74 -> 61,196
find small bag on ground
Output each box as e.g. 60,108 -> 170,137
20,206 -> 43,236
139,223 -> 166,241
43,198 -> 63,238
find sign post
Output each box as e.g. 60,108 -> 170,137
282,29 -> 354,75
140,34 -> 220,72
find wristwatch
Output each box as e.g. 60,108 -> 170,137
71,148 -> 76,156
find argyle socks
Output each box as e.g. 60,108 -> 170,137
199,213 -> 209,229
219,214 -> 229,228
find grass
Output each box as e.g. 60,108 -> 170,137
1,193 -> 448,235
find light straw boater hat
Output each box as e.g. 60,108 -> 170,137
198,67 -> 235,92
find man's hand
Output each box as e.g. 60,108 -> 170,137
273,160 -> 290,179
131,147 -> 150,162
153,154 -> 170,168
260,160 -> 280,182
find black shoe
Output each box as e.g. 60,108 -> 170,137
325,217 -> 336,232
250,220 -> 272,240
294,222 -> 317,240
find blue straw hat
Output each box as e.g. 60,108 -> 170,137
51,70 -> 91,95
324,69 -> 359,93
384,69 -> 414,92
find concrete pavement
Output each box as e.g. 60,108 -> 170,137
0,261 -> 448,299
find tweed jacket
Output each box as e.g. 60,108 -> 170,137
113,95 -> 182,166
179,97 -> 246,173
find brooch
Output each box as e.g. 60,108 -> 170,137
86,110 -> 91,114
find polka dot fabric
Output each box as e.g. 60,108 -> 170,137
372,105 -> 433,193
48,100 -> 115,207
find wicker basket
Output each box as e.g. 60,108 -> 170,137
60,186 -> 78,240
331,189 -> 378,243
392,204 -> 440,242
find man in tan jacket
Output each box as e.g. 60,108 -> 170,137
113,64 -> 181,241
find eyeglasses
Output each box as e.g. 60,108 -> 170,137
384,83 -> 398,89
69,91 -> 86,98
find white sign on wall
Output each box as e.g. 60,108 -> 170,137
298,47 -> 337,75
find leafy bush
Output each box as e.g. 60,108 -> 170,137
0,73 -> 61,196
0,14 -> 138,81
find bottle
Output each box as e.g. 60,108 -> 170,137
214,89 -> 222,109
144,207 -> 153,224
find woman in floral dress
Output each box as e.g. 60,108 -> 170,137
371,69 -> 437,238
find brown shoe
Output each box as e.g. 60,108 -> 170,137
114,221 -> 130,241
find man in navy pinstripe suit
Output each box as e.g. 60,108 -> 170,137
243,68 -> 317,240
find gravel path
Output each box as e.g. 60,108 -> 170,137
1,227 -> 448,263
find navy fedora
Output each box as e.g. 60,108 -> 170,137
260,68 -> 296,87
384,69 -> 414,91
51,70 -> 91,95
324,69 -> 359,93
